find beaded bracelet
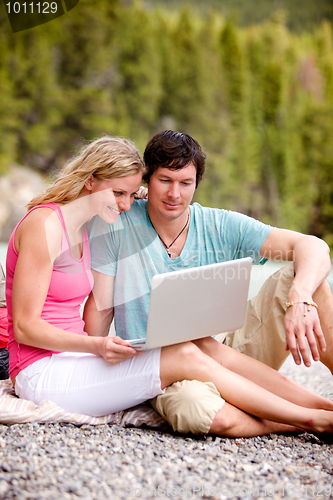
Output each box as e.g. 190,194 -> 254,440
285,301 -> 318,317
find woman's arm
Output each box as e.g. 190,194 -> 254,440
12,210 -> 138,364
83,271 -> 115,338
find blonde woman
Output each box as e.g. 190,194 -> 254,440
6,136 -> 333,436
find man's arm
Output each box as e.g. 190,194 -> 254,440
260,228 -> 331,366
83,271 -> 115,337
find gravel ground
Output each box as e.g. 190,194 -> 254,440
0,357 -> 332,500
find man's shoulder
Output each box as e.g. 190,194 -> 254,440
191,202 -> 230,221
191,203 -> 272,237
192,203 -> 266,225
128,199 -> 148,216
121,199 -> 148,227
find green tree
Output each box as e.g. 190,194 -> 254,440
52,0 -> 121,158
110,0 -> 163,149
0,9 -> 17,173
3,23 -> 63,171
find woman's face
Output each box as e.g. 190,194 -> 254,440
88,172 -> 142,223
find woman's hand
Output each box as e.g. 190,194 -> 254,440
98,336 -> 141,365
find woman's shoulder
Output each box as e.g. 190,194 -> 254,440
19,206 -> 61,233
15,205 -> 63,257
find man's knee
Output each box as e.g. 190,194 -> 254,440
209,406 -> 232,435
152,380 -> 224,435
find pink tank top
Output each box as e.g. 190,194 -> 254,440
6,203 -> 94,378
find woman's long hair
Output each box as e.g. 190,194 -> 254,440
27,136 -> 145,210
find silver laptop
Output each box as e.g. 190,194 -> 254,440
129,257 -> 252,350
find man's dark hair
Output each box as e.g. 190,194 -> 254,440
143,130 -> 206,188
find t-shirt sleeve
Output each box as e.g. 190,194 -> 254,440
220,210 -> 273,265
86,216 -> 118,276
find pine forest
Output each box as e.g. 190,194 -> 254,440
1,0 -> 333,246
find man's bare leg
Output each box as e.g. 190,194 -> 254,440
195,280 -> 333,436
209,403 -> 300,437
194,338 -> 333,411
160,342 -> 333,435
313,280 -> 333,374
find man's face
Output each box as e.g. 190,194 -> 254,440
147,163 -> 197,221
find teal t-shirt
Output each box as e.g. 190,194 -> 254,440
88,200 -> 273,340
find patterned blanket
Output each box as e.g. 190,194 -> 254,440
0,379 -> 168,429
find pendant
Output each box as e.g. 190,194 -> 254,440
167,249 -> 171,258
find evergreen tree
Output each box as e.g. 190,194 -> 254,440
110,0 -> 163,149
1,0 -> 333,245
0,8 -> 17,173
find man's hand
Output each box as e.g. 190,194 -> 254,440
261,228 -> 331,368
284,303 -> 326,367
135,186 -> 148,199
98,336 -> 141,365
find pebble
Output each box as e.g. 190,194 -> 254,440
0,357 -> 332,499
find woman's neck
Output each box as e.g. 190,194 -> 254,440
58,197 -> 92,259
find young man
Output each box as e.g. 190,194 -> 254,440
84,130 -> 333,436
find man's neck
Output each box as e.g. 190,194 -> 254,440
147,203 -> 190,241
146,202 -> 191,259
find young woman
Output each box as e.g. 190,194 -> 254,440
7,136 -> 333,437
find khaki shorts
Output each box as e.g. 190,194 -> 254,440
152,263 -> 294,434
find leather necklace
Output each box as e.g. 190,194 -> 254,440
148,211 -> 190,258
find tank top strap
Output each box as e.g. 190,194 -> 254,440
12,202 -> 86,261
39,202 -> 67,232
82,224 -> 89,247
40,203 -> 87,262
30,203 -> 70,251
10,202 -> 65,240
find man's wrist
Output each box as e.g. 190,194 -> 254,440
286,301 -> 318,316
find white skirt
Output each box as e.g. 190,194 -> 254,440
15,349 -> 164,417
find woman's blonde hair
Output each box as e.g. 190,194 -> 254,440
27,136 -> 145,210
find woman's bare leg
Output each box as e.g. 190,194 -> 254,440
194,337 -> 333,411
160,342 -> 333,435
